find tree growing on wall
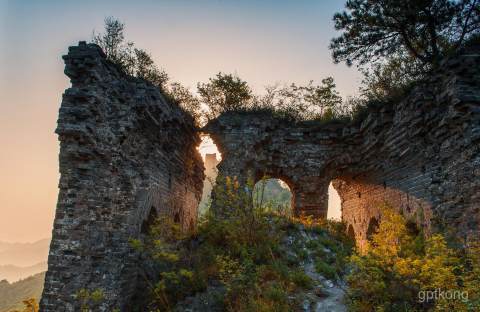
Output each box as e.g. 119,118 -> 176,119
197,72 -> 253,120
331,0 -> 480,101
92,17 -> 133,69
167,82 -> 202,125
359,53 -> 426,102
330,0 -> 479,68
134,48 -> 169,88
92,18 -> 350,123
92,17 -> 205,124
259,77 -> 344,120
92,17 -> 169,89
197,72 -> 350,122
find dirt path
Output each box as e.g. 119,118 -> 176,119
295,226 -> 347,312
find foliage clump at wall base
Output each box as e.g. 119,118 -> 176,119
130,176 -> 354,311
346,204 -> 480,312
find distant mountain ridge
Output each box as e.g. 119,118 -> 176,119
0,238 -> 50,267
0,242 -> 18,253
0,262 -> 47,283
0,238 -> 50,283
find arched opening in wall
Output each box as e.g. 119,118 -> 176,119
366,217 -> 379,241
327,182 -> 342,221
197,134 -> 221,216
141,206 -> 158,234
253,178 -> 293,216
347,224 -> 355,241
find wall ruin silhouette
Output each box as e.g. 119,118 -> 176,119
41,42 -> 204,311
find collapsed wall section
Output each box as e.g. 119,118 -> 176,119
41,42 -> 204,311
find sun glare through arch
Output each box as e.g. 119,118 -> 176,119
327,182 -> 342,221
197,134 -> 221,215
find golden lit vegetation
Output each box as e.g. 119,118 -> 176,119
0,272 -> 44,312
10,298 -> 39,312
346,205 -> 480,311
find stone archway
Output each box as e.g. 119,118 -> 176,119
366,217 -> 379,241
347,224 -> 356,241
249,170 -> 328,218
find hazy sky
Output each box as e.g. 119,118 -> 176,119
0,0 -> 357,242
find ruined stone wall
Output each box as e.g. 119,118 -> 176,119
335,48 -> 480,247
41,42 -> 204,311
205,115 -> 350,218
205,47 -> 480,247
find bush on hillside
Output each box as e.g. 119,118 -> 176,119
346,204 -> 480,311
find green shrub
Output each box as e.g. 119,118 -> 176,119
289,269 -> 314,290
315,260 -> 337,281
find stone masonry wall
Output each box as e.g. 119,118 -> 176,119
205,115 -> 349,219
205,47 -> 480,248
41,42 -> 204,311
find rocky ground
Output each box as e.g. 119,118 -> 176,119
292,225 -> 347,312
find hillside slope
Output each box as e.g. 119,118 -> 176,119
0,262 -> 47,283
0,272 -> 45,312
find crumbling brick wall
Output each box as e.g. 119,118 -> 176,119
205,47 -> 480,248
41,42 -> 204,311
335,47 -> 480,248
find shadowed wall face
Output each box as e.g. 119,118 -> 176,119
205,47 -> 480,248
41,42 -> 204,311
